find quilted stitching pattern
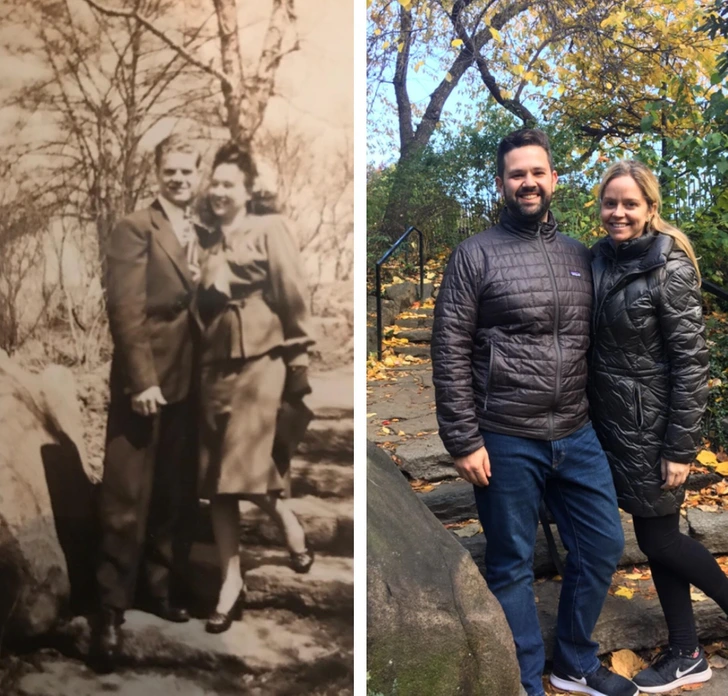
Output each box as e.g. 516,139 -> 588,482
432,211 -> 593,458
589,233 -> 709,517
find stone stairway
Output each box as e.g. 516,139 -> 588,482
367,303 -> 728,663
5,369 -> 353,696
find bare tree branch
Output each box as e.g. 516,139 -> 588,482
82,0 -> 232,88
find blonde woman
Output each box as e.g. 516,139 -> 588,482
589,160 -> 728,692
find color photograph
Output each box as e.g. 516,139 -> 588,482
366,1 -> 728,695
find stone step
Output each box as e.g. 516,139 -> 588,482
423,472 -> 726,525
299,417 -> 353,462
187,544 -> 352,617
395,315 -> 434,330
390,328 -> 432,343
239,497 -> 353,557
308,369 -> 353,420
535,573 -> 728,659
194,498 -> 353,556
392,343 -> 431,359
455,504 -> 728,577
46,608 -> 352,689
6,651 -> 353,696
291,458 -> 353,498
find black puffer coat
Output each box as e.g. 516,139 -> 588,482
589,232 -> 709,518
432,208 -> 593,458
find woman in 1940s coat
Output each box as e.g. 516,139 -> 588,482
196,141 -> 315,633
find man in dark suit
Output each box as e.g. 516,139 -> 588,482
92,134 -> 203,669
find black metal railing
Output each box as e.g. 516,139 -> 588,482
702,278 -> 728,303
374,226 -> 425,360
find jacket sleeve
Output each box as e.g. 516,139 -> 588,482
658,258 -> 709,462
106,216 -> 158,394
431,243 -> 484,459
266,217 -> 315,367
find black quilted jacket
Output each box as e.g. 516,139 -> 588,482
589,232 -> 708,517
432,208 -> 593,458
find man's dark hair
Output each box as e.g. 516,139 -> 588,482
496,128 -> 553,178
212,141 -> 258,193
154,134 -> 201,170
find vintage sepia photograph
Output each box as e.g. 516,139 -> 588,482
0,0 -> 353,694
366,1 -> 728,695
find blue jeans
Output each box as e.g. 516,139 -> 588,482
473,423 -> 624,696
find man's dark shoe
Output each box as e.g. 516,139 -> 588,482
550,665 -> 638,696
632,646 -> 711,693
142,597 -> 190,623
89,607 -> 124,674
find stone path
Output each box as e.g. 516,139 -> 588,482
2,368 -> 353,696
367,305 -> 728,668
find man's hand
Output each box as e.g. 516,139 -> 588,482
454,446 -> 492,487
131,386 -> 167,417
661,458 -> 690,490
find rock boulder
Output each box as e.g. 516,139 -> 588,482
367,442 -> 523,696
0,356 -> 94,642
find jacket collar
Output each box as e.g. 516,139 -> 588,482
593,231 -> 673,270
499,207 -> 557,240
149,200 -> 193,288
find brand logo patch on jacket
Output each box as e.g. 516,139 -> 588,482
569,271 -> 582,277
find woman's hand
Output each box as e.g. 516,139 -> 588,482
661,458 -> 690,490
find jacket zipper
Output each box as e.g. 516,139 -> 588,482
538,225 -> 560,439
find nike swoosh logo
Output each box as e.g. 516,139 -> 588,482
676,662 -> 701,679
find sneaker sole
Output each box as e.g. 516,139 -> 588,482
549,673 -> 639,696
634,666 -> 712,694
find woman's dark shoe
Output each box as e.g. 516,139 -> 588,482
290,535 -> 315,574
205,590 -> 245,634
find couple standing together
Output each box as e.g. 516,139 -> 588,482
432,129 -> 728,695
92,135 -> 315,669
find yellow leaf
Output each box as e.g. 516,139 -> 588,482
383,356 -> 396,367
374,28 -> 381,35
366,412 -> 377,418
523,70 -> 536,82
382,426 -> 392,434
398,42 -> 404,52
697,450 -> 719,467
445,72 -> 453,82
451,38 -> 463,48
414,59 -> 424,72
489,26 -> 503,43
717,462 -> 728,476
398,0 -> 412,7
426,271 -> 435,280
513,64 -> 525,76
397,430 -> 405,436
623,573 -> 643,580
382,40 -> 390,49
614,586 -> 634,599
584,200 -> 595,208
610,649 -> 646,678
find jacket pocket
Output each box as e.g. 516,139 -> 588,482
634,382 -> 644,429
484,343 -> 497,411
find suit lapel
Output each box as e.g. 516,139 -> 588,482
149,200 -> 193,289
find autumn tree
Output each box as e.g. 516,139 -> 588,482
368,0 -> 724,241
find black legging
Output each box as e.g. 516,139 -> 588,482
633,512 -> 728,651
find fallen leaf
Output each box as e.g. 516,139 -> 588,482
381,426 -> 392,434
623,573 -> 644,580
366,412 -> 376,418
397,430 -> 405,436
717,462 -> 728,477
614,586 -> 634,599
610,649 -> 646,679
697,450 -> 719,467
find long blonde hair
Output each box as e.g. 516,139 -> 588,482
598,160 -> 701,281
